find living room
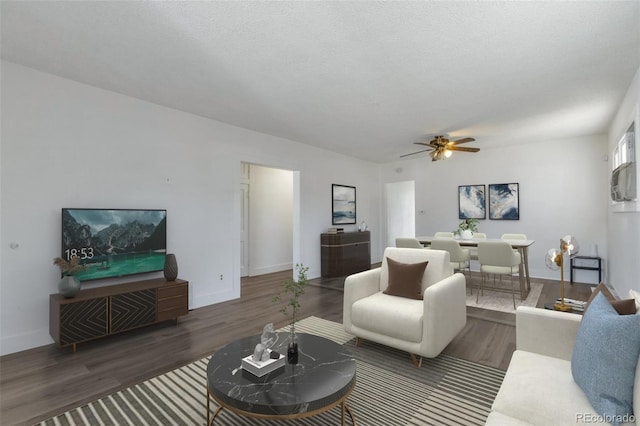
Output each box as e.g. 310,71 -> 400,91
1,2 -> 639,425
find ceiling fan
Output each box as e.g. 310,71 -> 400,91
401,135 -> 480,161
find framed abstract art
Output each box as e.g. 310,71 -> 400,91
458,185 -> 486,219
489,183 -> 519,220
332,184 -> 356,224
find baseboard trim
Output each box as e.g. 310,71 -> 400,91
1,328 -> 53,356
249,263 -> 292,276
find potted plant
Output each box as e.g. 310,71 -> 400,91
272,263 -> 309,364
454,218 -> 479,240
53,256 -> 86,298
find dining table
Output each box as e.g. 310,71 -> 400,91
417,236 -> 535,299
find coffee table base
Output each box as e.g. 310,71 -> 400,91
206,387 -> 357,425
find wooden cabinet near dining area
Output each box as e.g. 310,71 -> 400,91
321,231 -> 371,277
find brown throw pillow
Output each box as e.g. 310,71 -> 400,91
383,257 -> 428,300
587,283 -> 615,304
610,299 -> 638,315
586,283 -> 637,315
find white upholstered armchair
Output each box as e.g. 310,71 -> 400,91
343,247 -> 467,367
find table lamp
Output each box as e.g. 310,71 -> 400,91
544,235 -> 579,312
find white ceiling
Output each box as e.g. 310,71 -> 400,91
2,1 -> 639,163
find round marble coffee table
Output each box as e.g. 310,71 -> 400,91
206,332 -> 356,425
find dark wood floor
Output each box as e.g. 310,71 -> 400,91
0,270 -> 594,426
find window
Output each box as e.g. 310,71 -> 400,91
612,122 -> 635,170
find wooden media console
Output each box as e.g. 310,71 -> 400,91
50,277 -> 188,352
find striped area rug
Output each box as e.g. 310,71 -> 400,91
37,317 -> 504,426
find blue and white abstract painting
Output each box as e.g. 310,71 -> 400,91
489,183 -> 519,220
332,184 -> 356,224
458,185 -> 486,219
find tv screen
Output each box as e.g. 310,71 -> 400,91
61,208 -> 167,281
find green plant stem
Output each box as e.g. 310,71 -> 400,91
272,263 -> 309,334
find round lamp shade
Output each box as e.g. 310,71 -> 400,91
545,248 -> 561,270
561,235 -> 579,255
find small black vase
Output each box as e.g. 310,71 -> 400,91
164,254 -> 178,281
287,341 -> 299,364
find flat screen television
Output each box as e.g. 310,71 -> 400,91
61,208 -> 167,281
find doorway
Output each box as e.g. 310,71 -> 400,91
385,181 -> 416,247
240,162 -> 295,277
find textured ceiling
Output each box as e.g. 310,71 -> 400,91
2,1 -> 639,163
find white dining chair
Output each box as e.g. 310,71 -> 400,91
477,241 -> 522,309
501,233 -> 526,240
434,232 -> 454,239
469,232 -> 487,261
430,239 -> 472,294
395,237 -> 425,249
501,233 -> 526,257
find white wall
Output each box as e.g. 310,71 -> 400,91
0,61 -> 382,355
608,66 -> 640,298
5,58 -> 634,356
380,134 -> 610,283
248,164 -> 293,275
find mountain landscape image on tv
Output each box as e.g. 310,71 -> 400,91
62,208 -> 167,281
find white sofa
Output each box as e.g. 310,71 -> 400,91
486,306 -> 640,425
343,247 -> 467,366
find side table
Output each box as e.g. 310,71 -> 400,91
570,256 -> 602,284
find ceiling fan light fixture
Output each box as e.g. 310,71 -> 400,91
402,135 -> 479,161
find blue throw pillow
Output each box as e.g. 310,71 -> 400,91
571,292 -> 640,424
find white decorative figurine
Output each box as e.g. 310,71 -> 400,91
253,323 -> 277,362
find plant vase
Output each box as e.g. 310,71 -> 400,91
164,253 -> 178,281
58,275 -> 81,298
287,327 -> 299,364
460,229 -> 473,240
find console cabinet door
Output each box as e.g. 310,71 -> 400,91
59,298 -> 108,346
157,283 -> 189,321
321,231 -> 370,277
341,242 -> 371,276
110,289 -> 156,333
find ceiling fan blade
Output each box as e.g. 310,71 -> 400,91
413,142 -> 432,147
400,149 -> 431,158
450,137 -> 476,145
448,146 -> 480,152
